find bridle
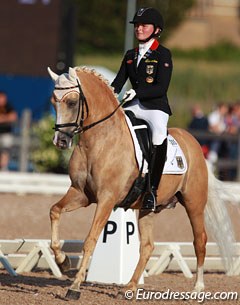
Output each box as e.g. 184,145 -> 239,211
53,79 -> 126,138
53,79 -> 88,138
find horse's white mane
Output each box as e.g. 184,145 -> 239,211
75,66 -> 119,100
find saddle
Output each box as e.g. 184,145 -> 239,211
116,111 -> 187,212
116,111 -> 153,211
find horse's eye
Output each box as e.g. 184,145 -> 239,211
67,100 -> 77,108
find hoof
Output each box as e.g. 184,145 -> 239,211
116,291 -> 126,300
58,255 -> 71,273
193,283 -> 205,293
65,288 -> 81,300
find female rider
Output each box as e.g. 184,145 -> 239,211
111,7 -> 173,211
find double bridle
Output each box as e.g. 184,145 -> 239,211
54,80 -> 88,138
54,79 -> 125,138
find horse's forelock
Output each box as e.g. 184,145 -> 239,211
55,72 -> 78,87
53,71 -> 81,101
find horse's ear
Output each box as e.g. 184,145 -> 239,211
68,67 -> 78,81
47,67 -> 59,82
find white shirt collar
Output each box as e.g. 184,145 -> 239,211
138,38 -> 155,56
137,39 -> 155,66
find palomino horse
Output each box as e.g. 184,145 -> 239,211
48,67 -> 235,299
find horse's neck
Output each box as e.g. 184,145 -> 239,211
79,71 -> 127,142
77,70 -> 138,193
82,97 -> 127,148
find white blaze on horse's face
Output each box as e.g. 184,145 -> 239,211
52,92 -> 80,149
48,67 -> 81,150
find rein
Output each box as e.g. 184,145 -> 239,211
80,98 -> 125,134
54,80 -> 126,138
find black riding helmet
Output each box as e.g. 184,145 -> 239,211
130,7 -> 164,31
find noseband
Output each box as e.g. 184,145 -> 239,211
54,79 -> 126,138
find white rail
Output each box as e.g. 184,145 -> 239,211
0,172 -> 240,196
1,239 -> 240,278
0,172 -> 70,195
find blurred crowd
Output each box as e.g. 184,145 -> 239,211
0,91 -> 18,171
188,101 -> 240,180
0,89 -> 239,181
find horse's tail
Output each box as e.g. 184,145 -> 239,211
204,161 -> 240,272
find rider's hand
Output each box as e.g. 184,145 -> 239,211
123,89 -> 136,102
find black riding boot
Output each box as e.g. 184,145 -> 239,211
141,138 -> 167,211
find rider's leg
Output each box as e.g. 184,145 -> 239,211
139,108 -> 169,211
141,138 -> 167,211
124,99 -> 169,211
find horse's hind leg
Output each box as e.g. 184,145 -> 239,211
50,186 -> 88,271
127,210 -> 155,291
185,200 -> 207,292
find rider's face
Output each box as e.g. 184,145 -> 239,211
134,23 -> 155,41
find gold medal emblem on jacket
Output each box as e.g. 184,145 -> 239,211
146,76 -> 154,83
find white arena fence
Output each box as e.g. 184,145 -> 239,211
0,172 -> 240,196
1,239 -> 240,278
0,172 -> 71,195
0,173 -> 240,278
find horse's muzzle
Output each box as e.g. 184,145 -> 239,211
53,132 -> 72,150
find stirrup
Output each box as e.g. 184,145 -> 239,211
141,190 -> 156,212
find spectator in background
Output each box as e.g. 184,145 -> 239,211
207,102 -> 228,165
188,104 -> 209,157
224,103 -> 240,180
225,104 -> 238,135
0,91 -> 18,171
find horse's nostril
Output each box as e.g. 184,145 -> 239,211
55,138 -> 68,149
59,139 -> 67,146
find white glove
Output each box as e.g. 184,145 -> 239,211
123,89 -> 136,102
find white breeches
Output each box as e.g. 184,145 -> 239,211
124,98 -> 169,145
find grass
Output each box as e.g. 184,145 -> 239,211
169,59 -> 240,127
75,53 -> 240,128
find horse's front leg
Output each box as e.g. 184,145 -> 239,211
127,210 -> 155,291
66,200 -> 114,299
50,186 -> 88,271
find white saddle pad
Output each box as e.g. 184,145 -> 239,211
125,116 -> 188,175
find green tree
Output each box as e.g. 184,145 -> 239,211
75,0 -> 195,54
75,0 -> 126,53
31,115 -> 72,173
